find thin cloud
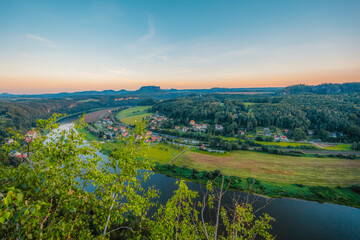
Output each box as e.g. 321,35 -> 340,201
25,34 -> 56,47
105,67 -> 136,76
19,52 -> 47,61
137,16 -> 155,43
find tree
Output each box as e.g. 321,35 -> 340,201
0,114 -> 157,239
147,179 -> 274,239
293,128 -> 306,141
1,115 -> 274,239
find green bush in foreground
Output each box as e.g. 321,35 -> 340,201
0,115 -> 274,239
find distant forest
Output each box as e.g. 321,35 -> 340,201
1,82 -> 360,143
0,96 -> 141,142
279,82 -> 360,95
152,93 -> 360,142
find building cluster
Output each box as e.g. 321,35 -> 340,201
274,135 -> 289,142
149,114 -> 168,130
96,118 -> 161,143
256,128 -> 273,137
174,120 -> 222,132
189,120 -> 208,131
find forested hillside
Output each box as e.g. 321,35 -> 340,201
152,93 -> 360,142
0,96 -> 141,142
279,82 -> 360,95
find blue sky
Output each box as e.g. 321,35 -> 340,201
0,0 -> 359,93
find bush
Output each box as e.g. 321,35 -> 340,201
350,185 -> 360,194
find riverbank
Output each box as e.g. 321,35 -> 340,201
153,163 -> 360,209
76,120 -> 360,208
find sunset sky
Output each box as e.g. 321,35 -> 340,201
0,0 -> 359,94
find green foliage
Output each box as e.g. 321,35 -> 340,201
0,115 -> 276,239
0,114 -> 157,239
147,180 -> 275,239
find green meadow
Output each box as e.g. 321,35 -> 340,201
116,106 -> 153,125
116,106 -> 152,118
173,149 -> 360,187
146,143 -> 187,164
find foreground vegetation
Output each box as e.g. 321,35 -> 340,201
0,116 -> 275,239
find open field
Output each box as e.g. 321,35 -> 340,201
116,106 -> 153,125
256,141 -> 316,148
120,113 -> 152,125
116,106 -> 152,118
243,102 -> 259,107
146,143 -> 186,164
77,127 -> 98,141
77,98 -> 100,103
323,144 -> 351,151
173,149 -> 360,186
221,136 -> 238,141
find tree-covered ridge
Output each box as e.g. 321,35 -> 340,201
0,96 -> 142,142
152,94 -> 360,142
279,82 -> 360,95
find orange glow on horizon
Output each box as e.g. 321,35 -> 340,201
1,70 -> 359,94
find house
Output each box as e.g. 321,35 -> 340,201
284,129 -> 289,133
108,125 -> 113,130
120,126 -> 126,132
175,126 -> 180,130
215,125 -> 224,131
281,136 -> 289,141
182,127 -> 188,132
239,130 -> 245,135
192,124 -> 202,131
189,120 -> 195,125
7,139 -> 14,144
200,145 -> 206,150
201,124 -> 208,129
308,130 -> 314,135
151,126 -> 156,130
113,127 -> 118,131
330,133 -> 337,138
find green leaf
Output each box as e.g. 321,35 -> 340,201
17,193 -> 24,202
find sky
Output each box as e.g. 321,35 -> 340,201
0,0 -> 359,94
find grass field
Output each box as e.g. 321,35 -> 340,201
116,106 -> 153,125
323,144 -> 351,151
120,113 -> 152,125
116,106 -> 152,118
77,127 -> 98,141
173,149 -> 360,186
77,98 -> 100,103
146,143 -> 187,164
255,141 -> 317,148
243,102 -> 259,107
221,136 -> 238,141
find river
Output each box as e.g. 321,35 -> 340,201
98,150 -> 360,240
59,120 -> 360,239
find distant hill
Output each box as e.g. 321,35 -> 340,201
136,86 -> 164,93
279,82 -> 360,95
0,86 -> 282,99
